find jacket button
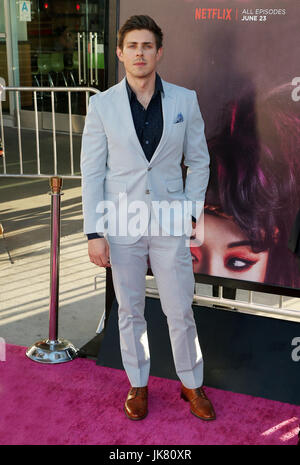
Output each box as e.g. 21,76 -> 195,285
145,189 -> 150,194
147,167 -> 152,171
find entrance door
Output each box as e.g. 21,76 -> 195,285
28,0 -> 107,91
0,0 -> 16,117
13,0 -> 111,131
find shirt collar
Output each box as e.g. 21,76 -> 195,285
126,73 -> 164,102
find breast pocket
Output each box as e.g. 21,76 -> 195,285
170,121 -> 186,144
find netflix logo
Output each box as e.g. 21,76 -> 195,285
195,8 -> 237,21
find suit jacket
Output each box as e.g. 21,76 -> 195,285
80,77 -> 210,244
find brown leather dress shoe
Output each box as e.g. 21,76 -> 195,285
180,384 -> 216,421
124,386 -> 148,420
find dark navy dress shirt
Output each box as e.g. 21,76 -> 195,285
126,73 -> 164,162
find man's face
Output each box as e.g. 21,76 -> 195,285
116,29 -> 163,79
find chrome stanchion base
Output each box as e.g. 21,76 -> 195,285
26,338 -> 78,364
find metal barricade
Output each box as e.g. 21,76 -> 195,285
0,84 -> 100,363
144,284 -> 300,322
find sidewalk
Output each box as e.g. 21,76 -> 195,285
0,174 -> 107,351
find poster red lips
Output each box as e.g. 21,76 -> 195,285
119,0 -> 300,289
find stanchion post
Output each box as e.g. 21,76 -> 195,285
26,176 -> 78,363
49,176 -> 61,342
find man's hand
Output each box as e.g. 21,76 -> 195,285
88,237 -> 111,267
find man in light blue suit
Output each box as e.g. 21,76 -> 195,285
81,15 -> 215,421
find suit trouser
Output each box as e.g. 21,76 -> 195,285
108,217 -> 203,389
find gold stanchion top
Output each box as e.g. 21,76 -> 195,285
50,177 -> 63,194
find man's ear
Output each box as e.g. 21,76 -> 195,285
156,46 -> 163,61
116,46 -> 124,62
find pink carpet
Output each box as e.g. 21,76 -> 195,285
0,344 -> 299,445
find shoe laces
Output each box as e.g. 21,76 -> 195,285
194,387 -> 207,400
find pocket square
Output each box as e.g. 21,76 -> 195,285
174,112 -> 184,124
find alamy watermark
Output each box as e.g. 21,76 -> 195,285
93,196 -> 205,246
291,337 -> 300,362
291,77 -> 300,102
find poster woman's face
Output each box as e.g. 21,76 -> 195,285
191,213 -> 269,282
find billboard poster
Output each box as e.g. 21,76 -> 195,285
119,0 -> 300,290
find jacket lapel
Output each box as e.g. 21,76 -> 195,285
117,78 -> 147,163
149,79 -> 176,166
